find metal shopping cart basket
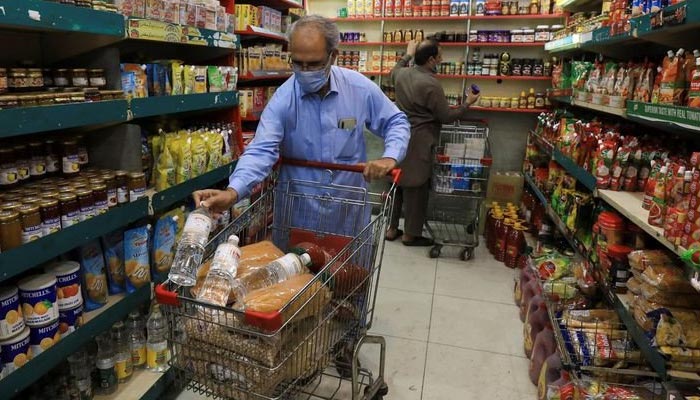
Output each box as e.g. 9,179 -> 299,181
156,159 -> 400,400
426,120 -> 492,260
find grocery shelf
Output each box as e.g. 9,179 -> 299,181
626,101 -> 700,134
0,0 -> 124,37
524,173 -> 548,206
466,42 -> 546,47
381,16 -> 469,21
596,190 -> 678,256
150,161 -> 237,213
363,71 -> 390,76
470,106 -> 548,113
339,41 -> 392,46
130,92 -> 239,119
0,197 -> 149,282
0,286 -> 151,397
332,14 -> 565,22
530,131 -> 554,155
468,13 -> 566,20
558,0 -> 603,12
552,148 -> 596,192
570,98 -> 628,118
243,0 -> 303,9
0,100 -> 129,139
95,368 -> 174,400
125,18 -> 238,49
329,17 -> 383,22
235,26 -> 287,41
239,70 -> 292,81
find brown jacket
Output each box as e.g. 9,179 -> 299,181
391,56 -> 471,187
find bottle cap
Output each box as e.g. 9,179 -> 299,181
300,253 -> 312,267
228,235 -> 239,246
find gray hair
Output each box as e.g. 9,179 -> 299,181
287,15 -> 339,54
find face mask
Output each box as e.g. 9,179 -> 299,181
294,55 -> 332,93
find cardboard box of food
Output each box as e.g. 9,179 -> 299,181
486,171 -> 524,205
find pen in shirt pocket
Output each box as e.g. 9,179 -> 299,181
338,118 -> 356,130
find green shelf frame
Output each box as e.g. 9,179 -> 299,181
0,0 -> 125,36
130,92 -> 239,119
0,285 -> 151,397
151,161 -> 237,213
0,100 -> 129,139
0,197 -> 149,282
552,148 -> 597,192
627,101 -> 700,133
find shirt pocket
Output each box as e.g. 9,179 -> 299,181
333,127 -> 360,161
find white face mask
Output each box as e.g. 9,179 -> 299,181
293,54 -> 333,93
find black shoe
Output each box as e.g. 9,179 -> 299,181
402,237 -> 434,246
385,229 -> 403,241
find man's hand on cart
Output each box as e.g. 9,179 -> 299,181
193,187 -> 238,215
362,157 -> 397,181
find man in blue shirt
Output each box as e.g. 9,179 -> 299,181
194,15 -> 410,237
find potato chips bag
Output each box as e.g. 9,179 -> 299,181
124,225 -> 151,293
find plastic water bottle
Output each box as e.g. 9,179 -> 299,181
111,321 -> 133,383
146,303 -> 170,372
126,311 -> 147,370
95,333 -> 118,395
231,253 -> 311,310
168,207 -> 213,286
196,235 -> 241,307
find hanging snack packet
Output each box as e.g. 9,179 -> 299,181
175,135 -> 192,184
688,57 -> 700,107
77,240 -> 109,311
206,131 -> 223,171
101,230 -> 126,294
190,133 -> 207,177
659,49 -> 687,105
155,133 -> 176,191
124,225 -> 151,292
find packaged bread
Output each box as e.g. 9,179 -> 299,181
243,273 -> 331,322
627,249 -> 674,272
632,297 -> 700,333
562,309 -> 620,330
569,330 -> 642,366
659,346 -> 700,363
639,282 -> 700,308
627,276 -> 642,295
668,361 -> 700,372
640,264 -> 696,293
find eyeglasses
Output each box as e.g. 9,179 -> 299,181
289,53 -> 333,72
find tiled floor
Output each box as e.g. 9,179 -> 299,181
176,241 -> 536,400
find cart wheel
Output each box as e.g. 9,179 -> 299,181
461,248 -> 474,261
364,383 -> 389,400
429,245 -> 442,259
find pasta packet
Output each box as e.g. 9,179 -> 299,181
124,225 -> 151,292
101,230 -> 126,294
77,241 -> 109,311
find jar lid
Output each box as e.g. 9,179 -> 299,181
55,68 -> 68,72
71,68 -> 87,72
27,68 -> 42,73
19,204 -> 40,215
88,177 -> 105,185
608,243 -> 633,258
128,172 -> 145,178
90,183 -> 107,191
115,170 -> 128,177
62,139 -> 77,145
57,193 -> 77,201
523,29 -> 535,33
39,198 -> 59,207
598,211 -> 624,228
2,201 -> 22,211
9,68 -> 28,74
0,210 -> 20,222
536,25 -> 549,29
88,68 -> 104,73
551,24 -> 564,29
511,29 -> 523,33
0,95 -> 19,100
74,188 -> 93,196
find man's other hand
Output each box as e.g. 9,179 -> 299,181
363,157 -> 397,181
193,188 -> 238,214
466,91 -> 481,107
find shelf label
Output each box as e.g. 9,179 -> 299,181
628,101 -> 700,131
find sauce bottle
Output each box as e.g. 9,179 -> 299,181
505,223 -> 527,268
648,164 -> 668,227
519,90 -> 528,108
641,160 -> 658,210
527,88 -> 536,109
495,218 -> 514,262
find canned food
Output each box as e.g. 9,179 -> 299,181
0,327 -> 31,374
0,286 -> 24,340
59,304 -> 84,336
29,319 -> 60,356
45,261 -> 83,310
18,274 -> 59,327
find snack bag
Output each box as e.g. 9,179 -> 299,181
124,225 -> 151,292
174,135 -> 192,184
171,62 -> 184,95
224,66 -> 238,91
121,71 -> 136,100
207,66 -> 224,92
155,132 -> 176,191
634,64 -> 654,102
193,66 -> 207,93
152,213 -> 180,282
121,63 -> 148,98
101,230 -> 126,294
184,65 -> 196,94
77,241 -> 109,311
688,56 -> 700,108
659,49 -> 687,105
190,133 -> 207,177
205,131 -> 223,171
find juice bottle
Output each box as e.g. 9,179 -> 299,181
489,212 -> 504,255
523,294 -> 547,358
495,218 -> 514,262
505,223 -> 527,268
648,164 -> 668,227
529,326 -> 556,385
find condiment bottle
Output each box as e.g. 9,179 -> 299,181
95,333 -> 118,395
608,244 -> 632,293
519,90 -> 528,108
642,160 -> 659,210
527,88 -> 536,109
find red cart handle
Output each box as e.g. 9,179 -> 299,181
155,283 -> 180,306
282,158 -> 402,184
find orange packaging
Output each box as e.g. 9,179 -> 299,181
688,57 -> 700,108
658,50 -> 687,105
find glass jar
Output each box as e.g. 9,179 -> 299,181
499,97 -> 510,108
523,28 -> 535,42
61,140 -> 80,176
45,140 -> 60,176
43,68 -> 53,87
39,198 -> 61,236
469,30 -> 478,42
128,172 -> 146,202
27,68 -> 43,89
0,95 -> 19,109
37,94 -> 55,106
75,188 -> 95,221
58,193 -> 80,228
535,25 -> 550,42
0,148 -> 18,188
115,170 -> 129,204
99,172 -> 118,208
28,141 -> 46,179
535,92 -> 545,108
88,69 -> 106,87
71,69 -> 89,87
8,68 -> 29,91
83,88 -> 101,102
91,184 -> 108,215
14,145 -> 30,182
19,204 -> 43,244
511,97 -> 519,108
0,68 -> 7,93
18,94 -> 38,107
54,69 -> 70,87
0,211 -> 22,251
75,135 -> 89,166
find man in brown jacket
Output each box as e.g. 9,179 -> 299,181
387,39 -> 480,245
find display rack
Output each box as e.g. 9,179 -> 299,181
0,0 -> 242,397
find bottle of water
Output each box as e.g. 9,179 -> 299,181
231,253 -> 311,310
196,235 -> 241,307
127,311 -> 147,370
146,303 -> 170,372
168,206 -> 213,286
95,333 -> 118,395
111,321 -> 133,383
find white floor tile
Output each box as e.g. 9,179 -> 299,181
358,336 -> 426,400
370,287 -> 433,342
378,250 -> 437,294
435,258 -> 517,305
422,343 -> 536,400
429,295 -> 525,358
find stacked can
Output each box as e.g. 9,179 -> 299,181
45,261 -> 84,338
0,285 -> 29,378
18,274 -> 62,360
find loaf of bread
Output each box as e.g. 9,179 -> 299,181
244,273 -> 331,322
640,264 -> 697,293
639,282 -> 700,308
627,249 -> 675,272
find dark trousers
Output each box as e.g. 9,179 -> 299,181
389,181 -> 430,238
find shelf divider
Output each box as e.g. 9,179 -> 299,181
130,92 -> 239,119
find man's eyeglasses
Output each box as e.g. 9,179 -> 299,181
289,53 -> 333,71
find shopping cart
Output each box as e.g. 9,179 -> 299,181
156,159 -> 400,400
426,120 -> 492,260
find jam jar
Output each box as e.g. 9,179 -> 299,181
0,148 -> 19,188
91,183 -> 108,215
53,69 -> 70,87
88,69 -> 106,88
27,68 -> 43,90
14,145 -> 30,182
115,170 -> 129,204
39,198 -> 61,236
128,172 -> 147,202
43,68 -> 53,87
8,68 -> 29,91
19,204 -> 43,244
75,188 -> 95,221
0,68 -> 6,93
58,193 -> 80,228
71,69 -> 89,87
61,140 -> 80,176
45,140 -> 60,176
100,172 -> 117,208
0,211 -> 22,251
